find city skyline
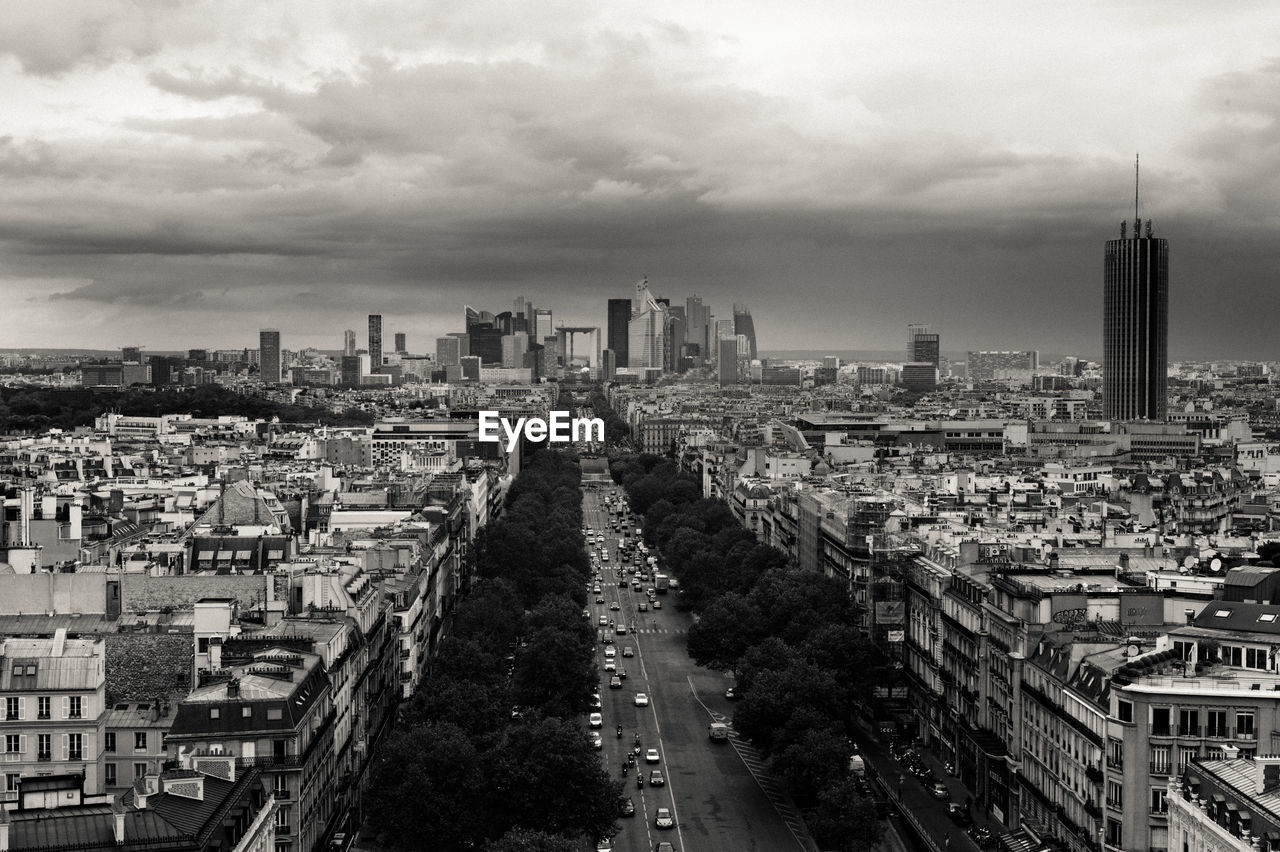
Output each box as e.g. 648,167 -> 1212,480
2,4 -> 1279,356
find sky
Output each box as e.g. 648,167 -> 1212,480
1,1 -> 1279,359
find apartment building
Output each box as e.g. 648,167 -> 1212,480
0,632 -> 106,800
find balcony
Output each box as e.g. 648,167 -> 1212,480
37,752 -> 52,762
1105,797 -> 1123,811
1149,762 -> 1172,775
1175,725 -> 1201,738
1105,754 -> 1123,770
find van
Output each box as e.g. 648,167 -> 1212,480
708,722 -> 730,742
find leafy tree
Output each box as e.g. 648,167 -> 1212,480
483,828 -> 585,852
399,673 -> 508,740
365,722 -> 492,852
769,709 -> 851,807
686,592 -> 764,675
486,716 -> 622,842
805,777 -> 885,852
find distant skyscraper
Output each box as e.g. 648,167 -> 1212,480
343,329 -> 356,356
717,338 -> 739,386
1104,217 -> 1168,421
502,332 -> 529,368
259,329 -> 281,384
601,349 -> 617,381
907,324 -> 940,366
394,332 -> 406,353
340,355 -> 362,386
967,350 -> 1039,382
607,298 -> 632,368
732,304 -> 757,360
686,295 -> 710,365
121,346 -> 142,364
436,336 -> 462,367
666,307 -> 686,373
368,314 -> 383,369
628,279 -> 666,370
534,308 -> 554,342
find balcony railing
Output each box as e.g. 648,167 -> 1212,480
1149,762 -> 1172,775
1175,725 -> 1201,738
37,752 -> 52,762
1106,754 -> 1123,769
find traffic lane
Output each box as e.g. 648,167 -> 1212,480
640,621 -> 804,851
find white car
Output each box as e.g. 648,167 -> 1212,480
634,693 -> 649,707
589,712 -> 603,728
655,807 -> 674,829
604,660 -> 616,672
591,733 -> 603,749
645,748 -> 660,764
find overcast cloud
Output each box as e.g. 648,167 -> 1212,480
1,0 -> 1278,357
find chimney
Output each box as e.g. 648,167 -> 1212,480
69,504 -> 83,541
209,637 -> 222,670
227,678 -> 240,699
1223,744 -> 1240,760
111,796 -> 126,843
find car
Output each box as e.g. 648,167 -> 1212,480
724,686 -> 740,700
619,579 -> 628,587
610,602 -> 620,611
622,646 -> 634,657
590,694 -> 602,709
638,602 -> 648,611
598,615 -> 608,626
632,582 -> 642,591
931,782 -> 951,800
589,713 -> 602,728
602,634 -> 614,645
646,748 -> 660,764
595,841 -> 612,852
610,676 -> 622,689
605,645 -> 617,658
648,769 -> 664,786
655,844 -> 675,852
634,693 -> 649,707
591,733 -> 603,750
604,660 -> 616,672
969,825 -> 993,847
655,807 -> 674,828
652,600 -> 662,609
645,588 -> 656,596
946,803 -> 971,826
582,609 -> 590,618
620,796 -> 636,817
596,596 -> 605,604
616,668 -> 627,679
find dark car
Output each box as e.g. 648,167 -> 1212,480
620,796 -> 636,817
969,825 -> 993,848
946,803 -> 971,826
649,770 -> 665,786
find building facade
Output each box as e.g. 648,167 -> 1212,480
1103,218 -> 1168,421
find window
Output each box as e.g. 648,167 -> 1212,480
1237,712 -> 1256,738
105,733 -> 116,753
133,763 -> 147,780
104,764 -> 116,786
1108,738 -> 1124,769
37,734 -> 50,760
1151,707 -> 1171,736
37,697 -> 50,720
134,732 -> 147,751
1179,747 -> 1198,768
1106,780 -> 1124,808
1150,788 -> 1167,814
4,735 -> 18,754
267,707 -> 283,721
1246,648 -> 1269,670
1151,746 -> 1171,774
68,733 -> 82,761
198,638 -> 209,653
5,773 -> 18,792
68,696 -> 82,719
24,666 -> 35,676
1207,710 -> 1228,738
4,697 -> 18,721
242,707 -> 252,718
210,707 -> 220,719
1117,700 -> 1133,723
1178,709 -> 1199,736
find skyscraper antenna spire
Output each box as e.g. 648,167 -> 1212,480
1134,153 -> 1140,225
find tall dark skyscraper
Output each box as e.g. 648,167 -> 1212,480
1104,216 -> 1168,421
733,303 -> 757,360
394,332 -> 406,353
259,328 -> 281,384
607,298 -> 632,368
906,324 -> 940,366
368,314 -> 383,369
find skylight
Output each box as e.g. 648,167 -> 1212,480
1259,614 -> 1278,623
1214,610 -> 1231,617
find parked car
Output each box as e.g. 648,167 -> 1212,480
591,733 -> 603,750
930,782 -> 951,800
969,825 -> 993,848
724,686 -> 740,700
588,713 -> 602,728
946,803 -> 971,826
620,796 -> 636,817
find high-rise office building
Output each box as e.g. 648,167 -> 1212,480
607,298 -> 632,368
343,330 -> 356,356
733,304 -> 757,360
436,336 -> 462,367
502,332 -> 529,368
907,324 -> 940,366
967,350 -> 1039,382
666,307 -> 686,373
1104,217 -> 1168,421
628,279 -> 666,370
534,308 -> 554,342
121,346 -> 142,364
717,338 -> 739,386
368,314 -> 383,369
340,355 -> 362,386
601,349 -> 617,382
394,332 -> 406,353
259,329 -> 281,384
686,295 -> 710,365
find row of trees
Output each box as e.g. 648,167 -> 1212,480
612,454 -> 886,852
0,384 -> 373,433
365,451 -> 620,852
587,390 -> 631,447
